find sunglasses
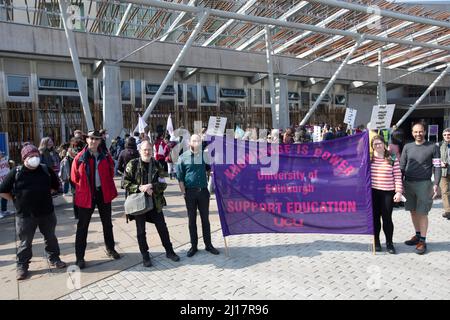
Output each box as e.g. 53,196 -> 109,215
88,137 -> 101,141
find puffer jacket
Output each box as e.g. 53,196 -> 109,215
122,157 -> 167,213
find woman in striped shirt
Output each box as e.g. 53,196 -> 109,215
371,135 -> 403,254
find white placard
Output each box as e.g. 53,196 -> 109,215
313,126 -> 322,142
206,116 -> 227,137
369,104 -> 395,130
344,108 -> 357,128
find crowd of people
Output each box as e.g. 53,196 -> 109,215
0,120 -> 448,281
0,127 -> 219,280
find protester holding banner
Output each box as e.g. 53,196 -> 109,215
370,135 -> 403,254
400,122 -> 441,255
177,134 -> 219,257
123,140 -> 180,267
439,128 -> 450,220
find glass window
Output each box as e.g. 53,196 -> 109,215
7,75 -> 30,97
87,79 -> 94,103
98,80 -> 103,100
187,84 -> 197,102
135,80 -> 142,107
312,93 -> 330,102
121,81 -> 131,101
265,90 -> 271,104
334,94 -> 346,105
252,89 -> 262,105
177,84 -> 184,103
201,85 -> 216,104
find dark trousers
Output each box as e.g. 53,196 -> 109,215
16,212 -> 60,268
372,188 -> 395,244
1,198 -> 7,211
75,189 -> 115,260
135,209 -> 173,258
184,188 -> 212,248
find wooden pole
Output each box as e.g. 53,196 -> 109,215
224,236 -> 230,257
372,237 -> 376,255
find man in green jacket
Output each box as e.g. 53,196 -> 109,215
123,140 -> 180,267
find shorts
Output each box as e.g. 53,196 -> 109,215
404,180 -> 433,215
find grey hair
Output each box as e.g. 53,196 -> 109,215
138,140 -> 153,151
443,128 -> 450,134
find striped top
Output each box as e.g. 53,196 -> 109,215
371,156 -> 403,193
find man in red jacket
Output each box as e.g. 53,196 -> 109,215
71,130 -> 120,269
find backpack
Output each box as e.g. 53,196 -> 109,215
13,164 -> 51,194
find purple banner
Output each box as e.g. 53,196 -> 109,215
211,132 -> 373,236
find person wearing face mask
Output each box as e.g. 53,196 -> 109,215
0,143 -> 66,280
123,140 -> 180,267
177,134 -> 219,257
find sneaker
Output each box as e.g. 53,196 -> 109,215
415,242 -> 427,255
49,259 -> 67,269
205,246 -> 220,255
386,243 -> 396,254
0,211 -> 4,219
443,212 -> 450,218
75,259 -> 86,269
106,249 -> 121,260
186,247 -> 198,257
404,235 -> 420,246
166,251 -> 180,262
16,268 -> 28,281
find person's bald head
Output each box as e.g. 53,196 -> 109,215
190,134 -> 202,152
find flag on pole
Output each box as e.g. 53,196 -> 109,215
138,115 -> 147,134
166,114 -> 174,136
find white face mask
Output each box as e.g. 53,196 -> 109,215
27,156 -> 40,168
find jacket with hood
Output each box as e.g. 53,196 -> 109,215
117,138 -> 140,175
71,145 -> 117,208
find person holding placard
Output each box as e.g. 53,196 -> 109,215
400,122 -> 441,255
370,135 -> 403,254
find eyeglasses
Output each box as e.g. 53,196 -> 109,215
373,143 -> 384,146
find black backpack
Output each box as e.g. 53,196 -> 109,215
13,164 -> 51,194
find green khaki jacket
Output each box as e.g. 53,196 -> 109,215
123,158 -> 167,213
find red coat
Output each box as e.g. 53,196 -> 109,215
71,146 -> 118,208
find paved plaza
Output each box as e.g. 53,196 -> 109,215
0,179 -> 449,300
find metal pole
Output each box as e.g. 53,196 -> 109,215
115,17 -> 195,64
395,64 -> 450,128
59,0 -> 94,131
377,49 -> 386,105
125,0 -> 450,53
265,26 -> 277,129
138,11 -> 209,127
300,36 -> 364,126
307,0 -> 450,30
115,3 -> 133,36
